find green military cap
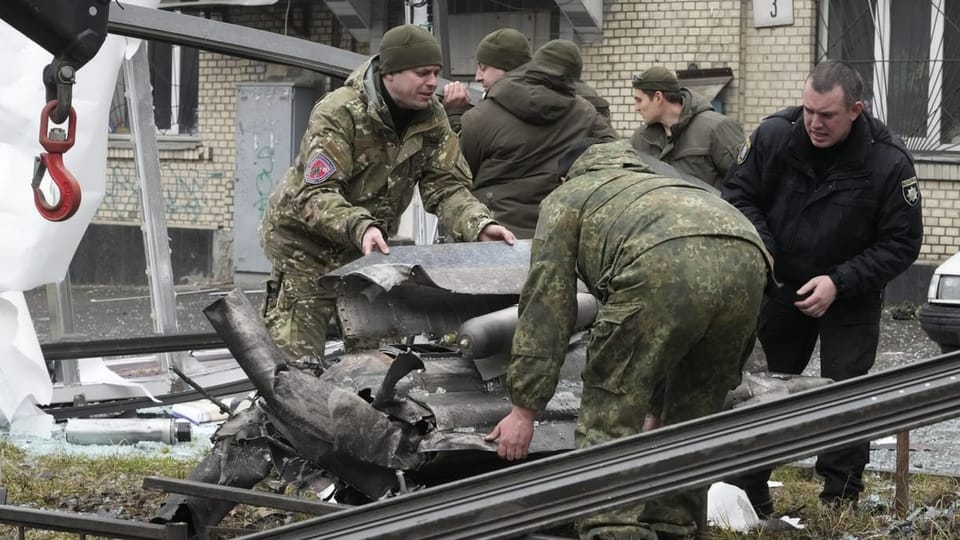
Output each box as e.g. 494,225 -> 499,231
379,24 -> 443,74
475,28 -> 532,71
531,39 -> 582,79
632,66 -> 680,92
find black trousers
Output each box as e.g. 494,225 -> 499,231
732,285 -> 882,506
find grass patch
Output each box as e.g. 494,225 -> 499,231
705,467 -> 960,539
0,439 -> 199,539
0,439 -> 317,539
3,438 -> 960,538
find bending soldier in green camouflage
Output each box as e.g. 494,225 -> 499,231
259,24 -> 515,362
486,139 -> 772,539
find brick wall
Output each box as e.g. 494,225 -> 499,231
95,0 -> 960,282
581,0 -> 744,136
581,0 -> 959,265
736,0 -> 817,131
98,2 -> 359,281
915,170 -> 960,260
582,0 -> 818,137
101,54 -> 261,231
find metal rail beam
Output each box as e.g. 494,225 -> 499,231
41,332 -> 225,361
143,477 -> 344,516
106,4 -> 484,101
108,3 -> 367,79
0,505 -> 187,539
123,44 -> 181,373
44,378 -> 254,420
235,350 -> 960,539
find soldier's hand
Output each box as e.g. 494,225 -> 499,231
485,406 -> 536,461
794,275 -> 837,318
477,224 -> 516,245
361,226 -> 390,255
443,82 -> 471,109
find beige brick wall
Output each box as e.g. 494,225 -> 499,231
581,0 -> 816,135
582,0 -> 959,265
99,1 -> 356,232
916,169 -> 960,261
736,0 -> 817,132
96,0 -> 960,276
581,0 -> 744,137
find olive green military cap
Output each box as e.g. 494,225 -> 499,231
475,28 -> 532,71
531,39 -> 582,79
379,24 -> 443,74
632,66 -> 680,92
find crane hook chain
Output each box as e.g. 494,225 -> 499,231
32,100 -> 82,222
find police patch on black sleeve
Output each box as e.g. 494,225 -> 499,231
736,137 -> 751,165
901,176 -> 921,206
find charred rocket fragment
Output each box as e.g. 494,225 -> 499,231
152,241 -> 832,535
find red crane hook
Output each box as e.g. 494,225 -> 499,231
32,100 -> 82,221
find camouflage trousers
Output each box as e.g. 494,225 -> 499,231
262,270 -> 336,363
576,237 -> 766,540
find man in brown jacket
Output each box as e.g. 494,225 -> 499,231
460,39 -> 617,238
631,66 -> 745,189
442,28 -> 531,133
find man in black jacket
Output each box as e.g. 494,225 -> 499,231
722,60 -> 923,515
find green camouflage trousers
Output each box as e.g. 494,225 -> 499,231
262,271 -> 335,363
576,237 -> 766,540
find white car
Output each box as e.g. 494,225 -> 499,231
919,251 -> 960,353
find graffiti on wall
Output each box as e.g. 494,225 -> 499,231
254,133 -> 276,219
104,161 -> 226,226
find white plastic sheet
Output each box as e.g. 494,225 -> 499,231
0,0 -> 160,426
707,482 -> 761,532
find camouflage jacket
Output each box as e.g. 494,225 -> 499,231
507,140 -> 773,411
259,57 -> 495,277
630,89 -> 745,188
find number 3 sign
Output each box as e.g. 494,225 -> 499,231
754,0 -> 794,28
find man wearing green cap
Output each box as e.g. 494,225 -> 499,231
259,23 -> 516,362
442,28 -> 532,132
459,39 -> 617,238
631,65 -> 745,188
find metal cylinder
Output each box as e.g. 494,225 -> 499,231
64,418 -> 191,445
457,293 -> 599,359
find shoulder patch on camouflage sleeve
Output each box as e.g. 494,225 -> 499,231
736,137 -> 751,165
901,176 -> 920,206
305,152 -> 337,184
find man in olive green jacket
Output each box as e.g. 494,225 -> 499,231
487,139 -> 771,539
460,40 -> 617,239
631,66 -> 745,188
442,28 -> 532,133
259,25 -> 514,362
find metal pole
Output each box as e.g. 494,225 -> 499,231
122,44 -> 180,374
895,431 -> 910,517
432,0 -> 450,80
44,271 -> 79,385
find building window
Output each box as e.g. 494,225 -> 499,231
109,41 -> 200,137
818,0 -> 960,152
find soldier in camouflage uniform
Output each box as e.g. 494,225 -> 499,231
259,24 -> 515,362
486,139 -> 772,539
